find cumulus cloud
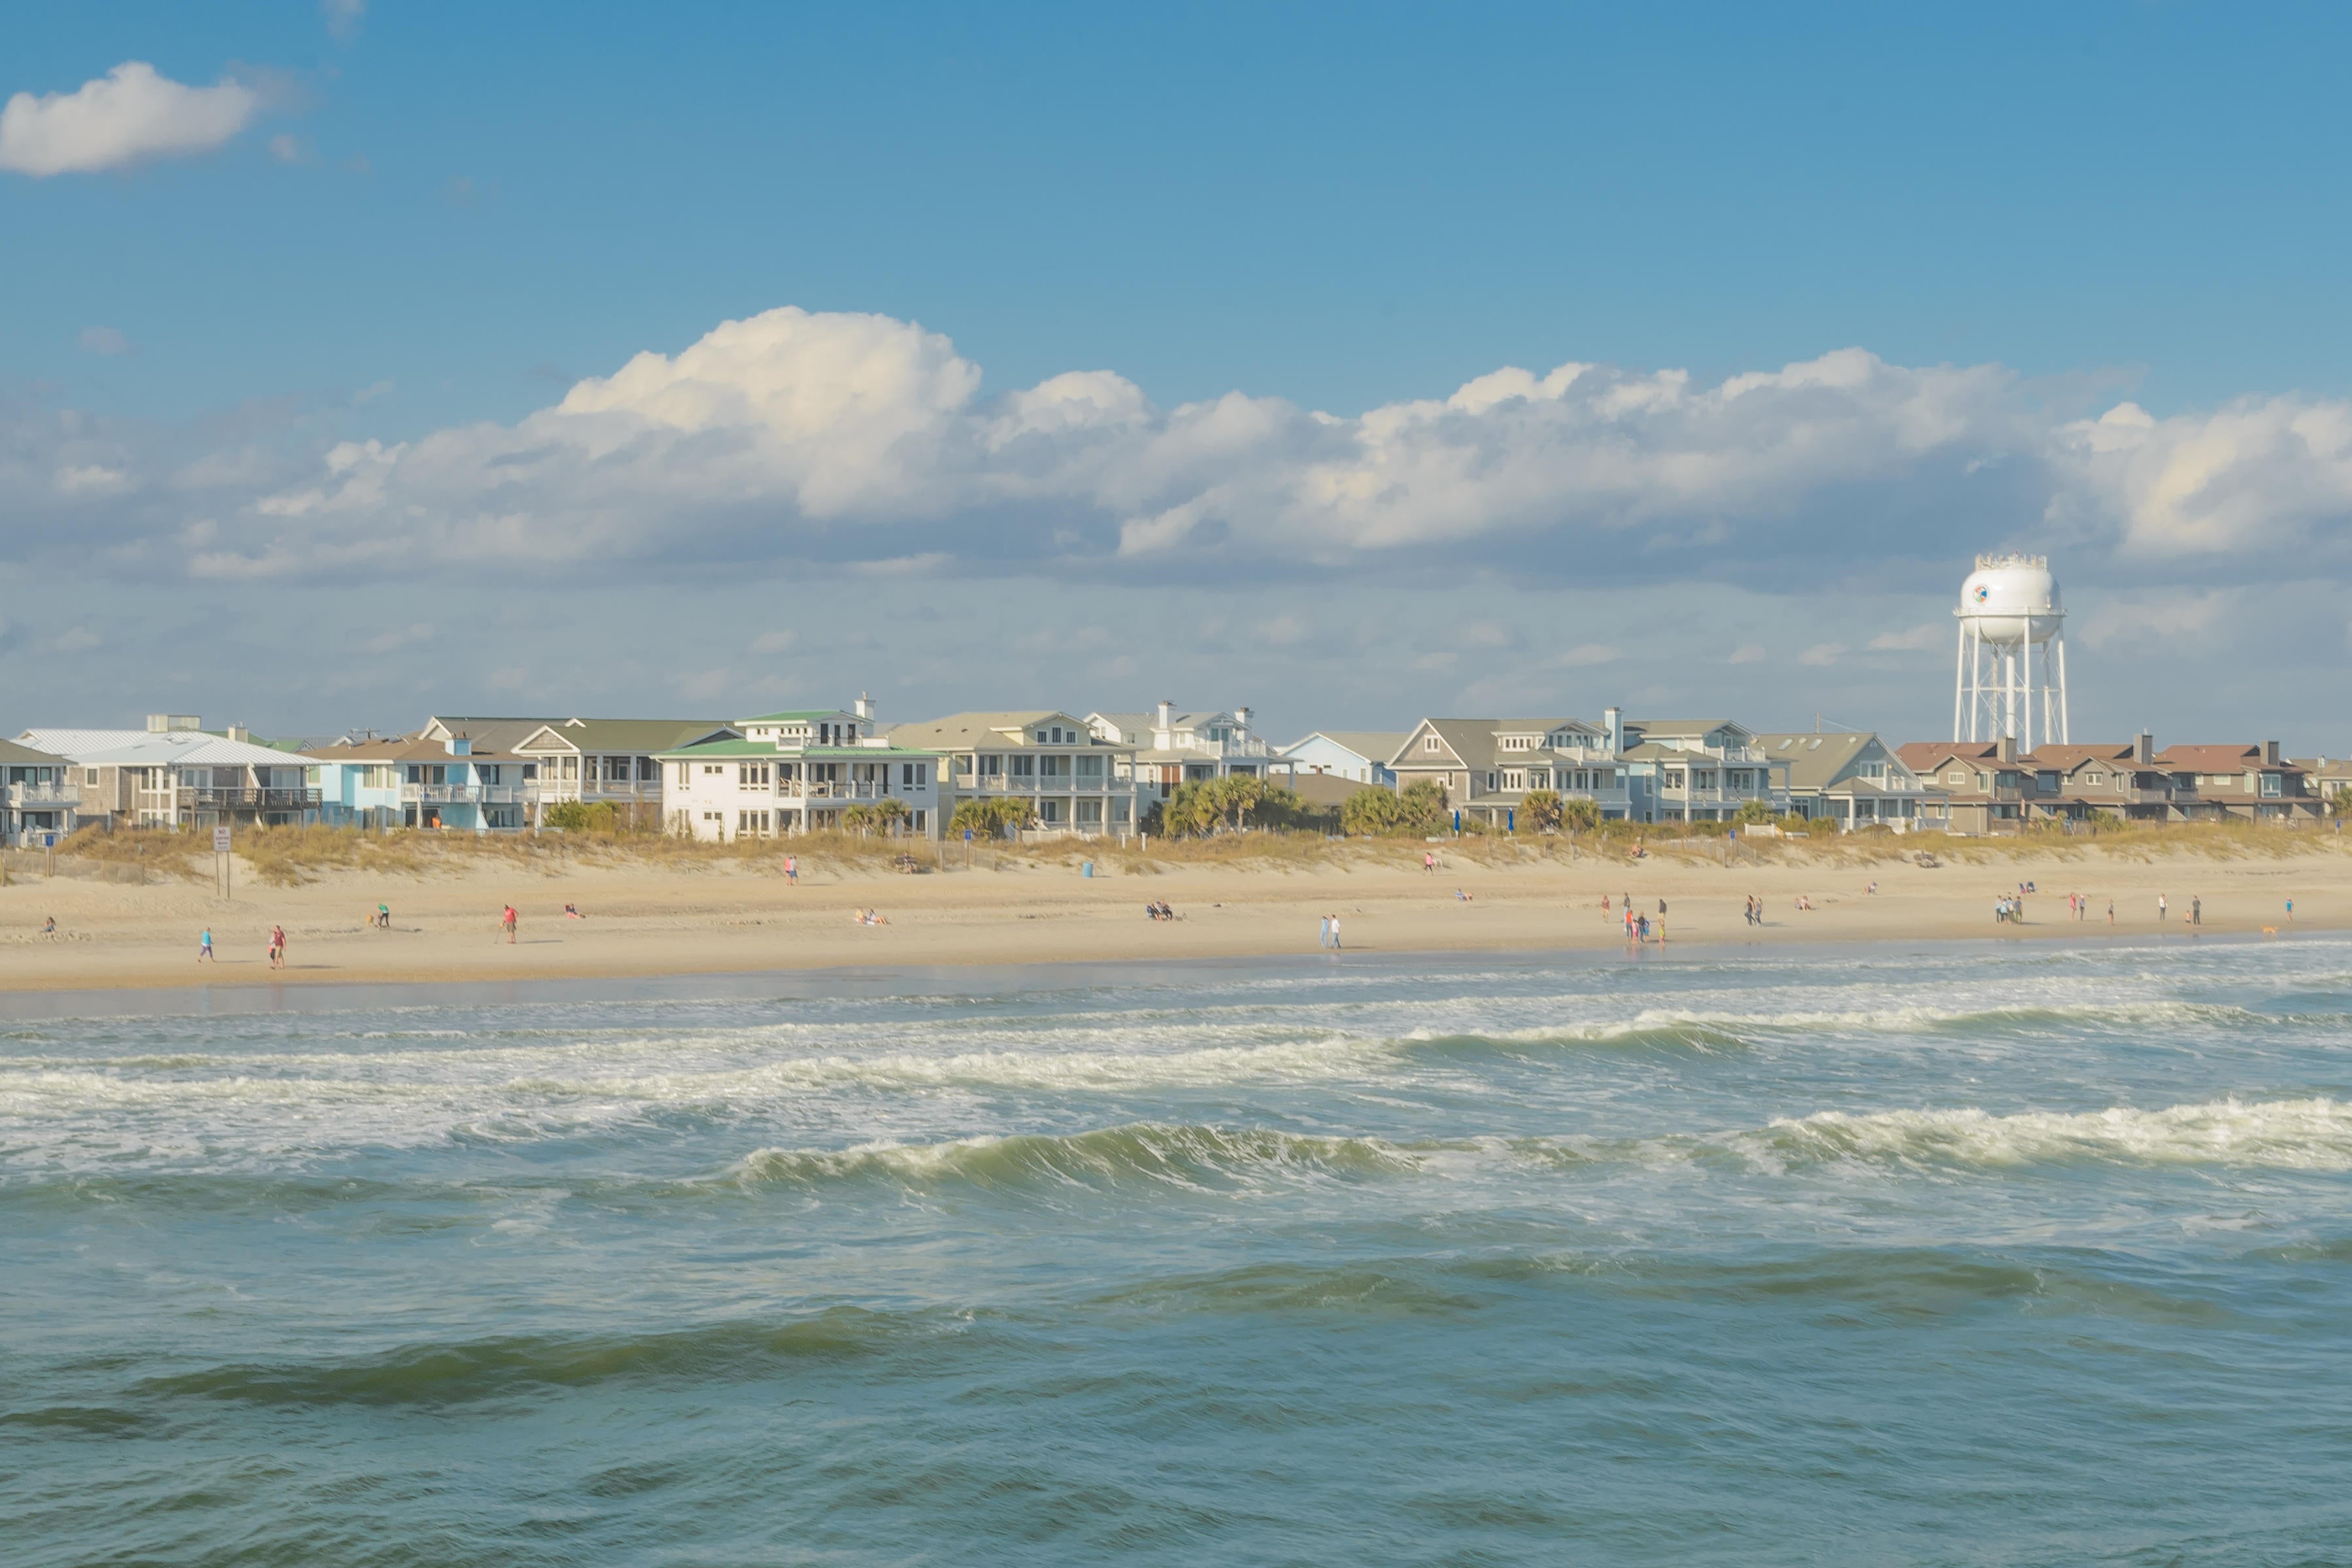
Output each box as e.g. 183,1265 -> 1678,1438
0,61 -> 258,176
14,303 -> 2352,599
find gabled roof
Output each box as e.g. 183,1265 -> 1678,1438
18,729 -> 311,768
510,719 -> 735,754
889,712 -> 1131,750
1390,718 -> 1596,772
2021,744 -> 2138,773
1896,741 -> 2001,770
1086,710 -> 1226,744
418,717 -> 567,752
298,735 -> 516,763
0,738 -> 69,767
1751,733 -> 1911,793
1626,718 -> 1745,739
2159,744 -> 2300,773
1280,731 -> 1407,763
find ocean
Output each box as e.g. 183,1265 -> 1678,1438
4,937 -> 2350,1565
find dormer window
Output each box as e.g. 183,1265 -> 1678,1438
1424,735 -> 1440,752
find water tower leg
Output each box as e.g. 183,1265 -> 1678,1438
2022,637 -> 2034,754
1953,622 -> 1968,741
2055,637 -> 2070,743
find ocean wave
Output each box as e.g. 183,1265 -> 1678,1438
1741,1096 -> 2352,1173
725,1122 -> 1424,1195
136,1305 -> 952,1408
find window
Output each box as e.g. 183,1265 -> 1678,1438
1947,769 -> 1966,785
738,763 -> 771,786
1486,772 -> 1498,791
1112,797 -> 1132,824
980,754 -> 1003,777
678,762 -> 691,786
2085,771 -> 2104,786
1075,754 -> 1103,780
522,762 -> 539,781
1037,755 -> 1068,781
1424,735 -> 1440,752
2037,771 -> 2060,792
1011,755 -> 1035,778
1037,797 -> 1062,823
560,756 -> 579,780
406,764 -> 423,784
703,763 -> 724,775
901,762 -> 929,788
1503,770 -> 1525,790
912,810 -> 926,831
639,756 -> 660,782
85,768 -> 100,786
2261,773 -> 2283,798
1076,799 -> 1103,826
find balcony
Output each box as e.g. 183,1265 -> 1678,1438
954,774 -> 1117,795
7,783 -> 80,809
401,784 -> 528,805
176,787 -> 322,812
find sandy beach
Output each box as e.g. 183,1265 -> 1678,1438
1,837 -> 2342,993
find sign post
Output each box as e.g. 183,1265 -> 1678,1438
214,825 -> 232,899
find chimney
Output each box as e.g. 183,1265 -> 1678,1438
227,724 -> 249,744
2264,739 -> 2281,767
1997,734 -> 2017,764
2136,731 -> 2154,764
1156,699 -> 1173,731
854,692 -> 874,720
1604,706 -> 1623,753
1234,705 -> 1251,732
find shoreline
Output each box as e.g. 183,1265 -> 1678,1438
0,925 -> 2329,1023
2,845 -> 2338,1003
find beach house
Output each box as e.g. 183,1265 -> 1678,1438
21,719 -> 322,831
889,711 -> 1139,837
302,731 -> 529,831
658,701 -> 941,840
1386,718 -> 1633,826
1,737 -> 80,846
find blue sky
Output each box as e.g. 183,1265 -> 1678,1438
6,3 -> 2351,744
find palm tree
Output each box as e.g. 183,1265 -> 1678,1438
873,797 -> 911,837
1519,789 -> 1563,833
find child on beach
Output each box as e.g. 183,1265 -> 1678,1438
198,928 -> 214,962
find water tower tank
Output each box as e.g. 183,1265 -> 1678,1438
1957,555 -> 2062,646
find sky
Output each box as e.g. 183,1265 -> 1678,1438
5,1 -> 2351,748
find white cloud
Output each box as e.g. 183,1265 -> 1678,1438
750,629 -> 798,654
77,325 -> 131,356
1552,643 -> 1619,667
19,302 -> 2352,610
267,133 -> 308,164
1868,624 -> 1945,652
0,61 -> 258,177
2057,396 -> 2352,559
322,0 -> 366,42
54,464 -> 132,497
1727,644 -> 1768,665
1797,642 -> 1845,667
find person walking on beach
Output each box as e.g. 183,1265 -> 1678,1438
198,927 -> 214,962
376,902 -> 390,930
268,925 -> 286,969
2287,897 -> 2294,922
1319,914 -> 1332,949
1330,914 -> 1341,950
2192,896 -> 2202,927
2159,893 -> 2168,922
2107,899 -> 2115,924
785,855 -> 798,887
1424,851 -> 1436,875
500,904 -> 518,944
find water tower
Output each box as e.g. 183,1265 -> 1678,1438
1953,553 -> 2068,750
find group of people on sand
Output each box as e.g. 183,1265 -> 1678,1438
1144,900 -> 1177,922
1317,912 -> 1343,948
852,907 -> 889,926
1622,907 -> 1660,942
197,925 -> 287,965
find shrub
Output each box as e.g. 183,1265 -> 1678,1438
543,800 -> 622,833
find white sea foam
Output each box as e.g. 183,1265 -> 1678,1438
1745,1097 -> 2352,1172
